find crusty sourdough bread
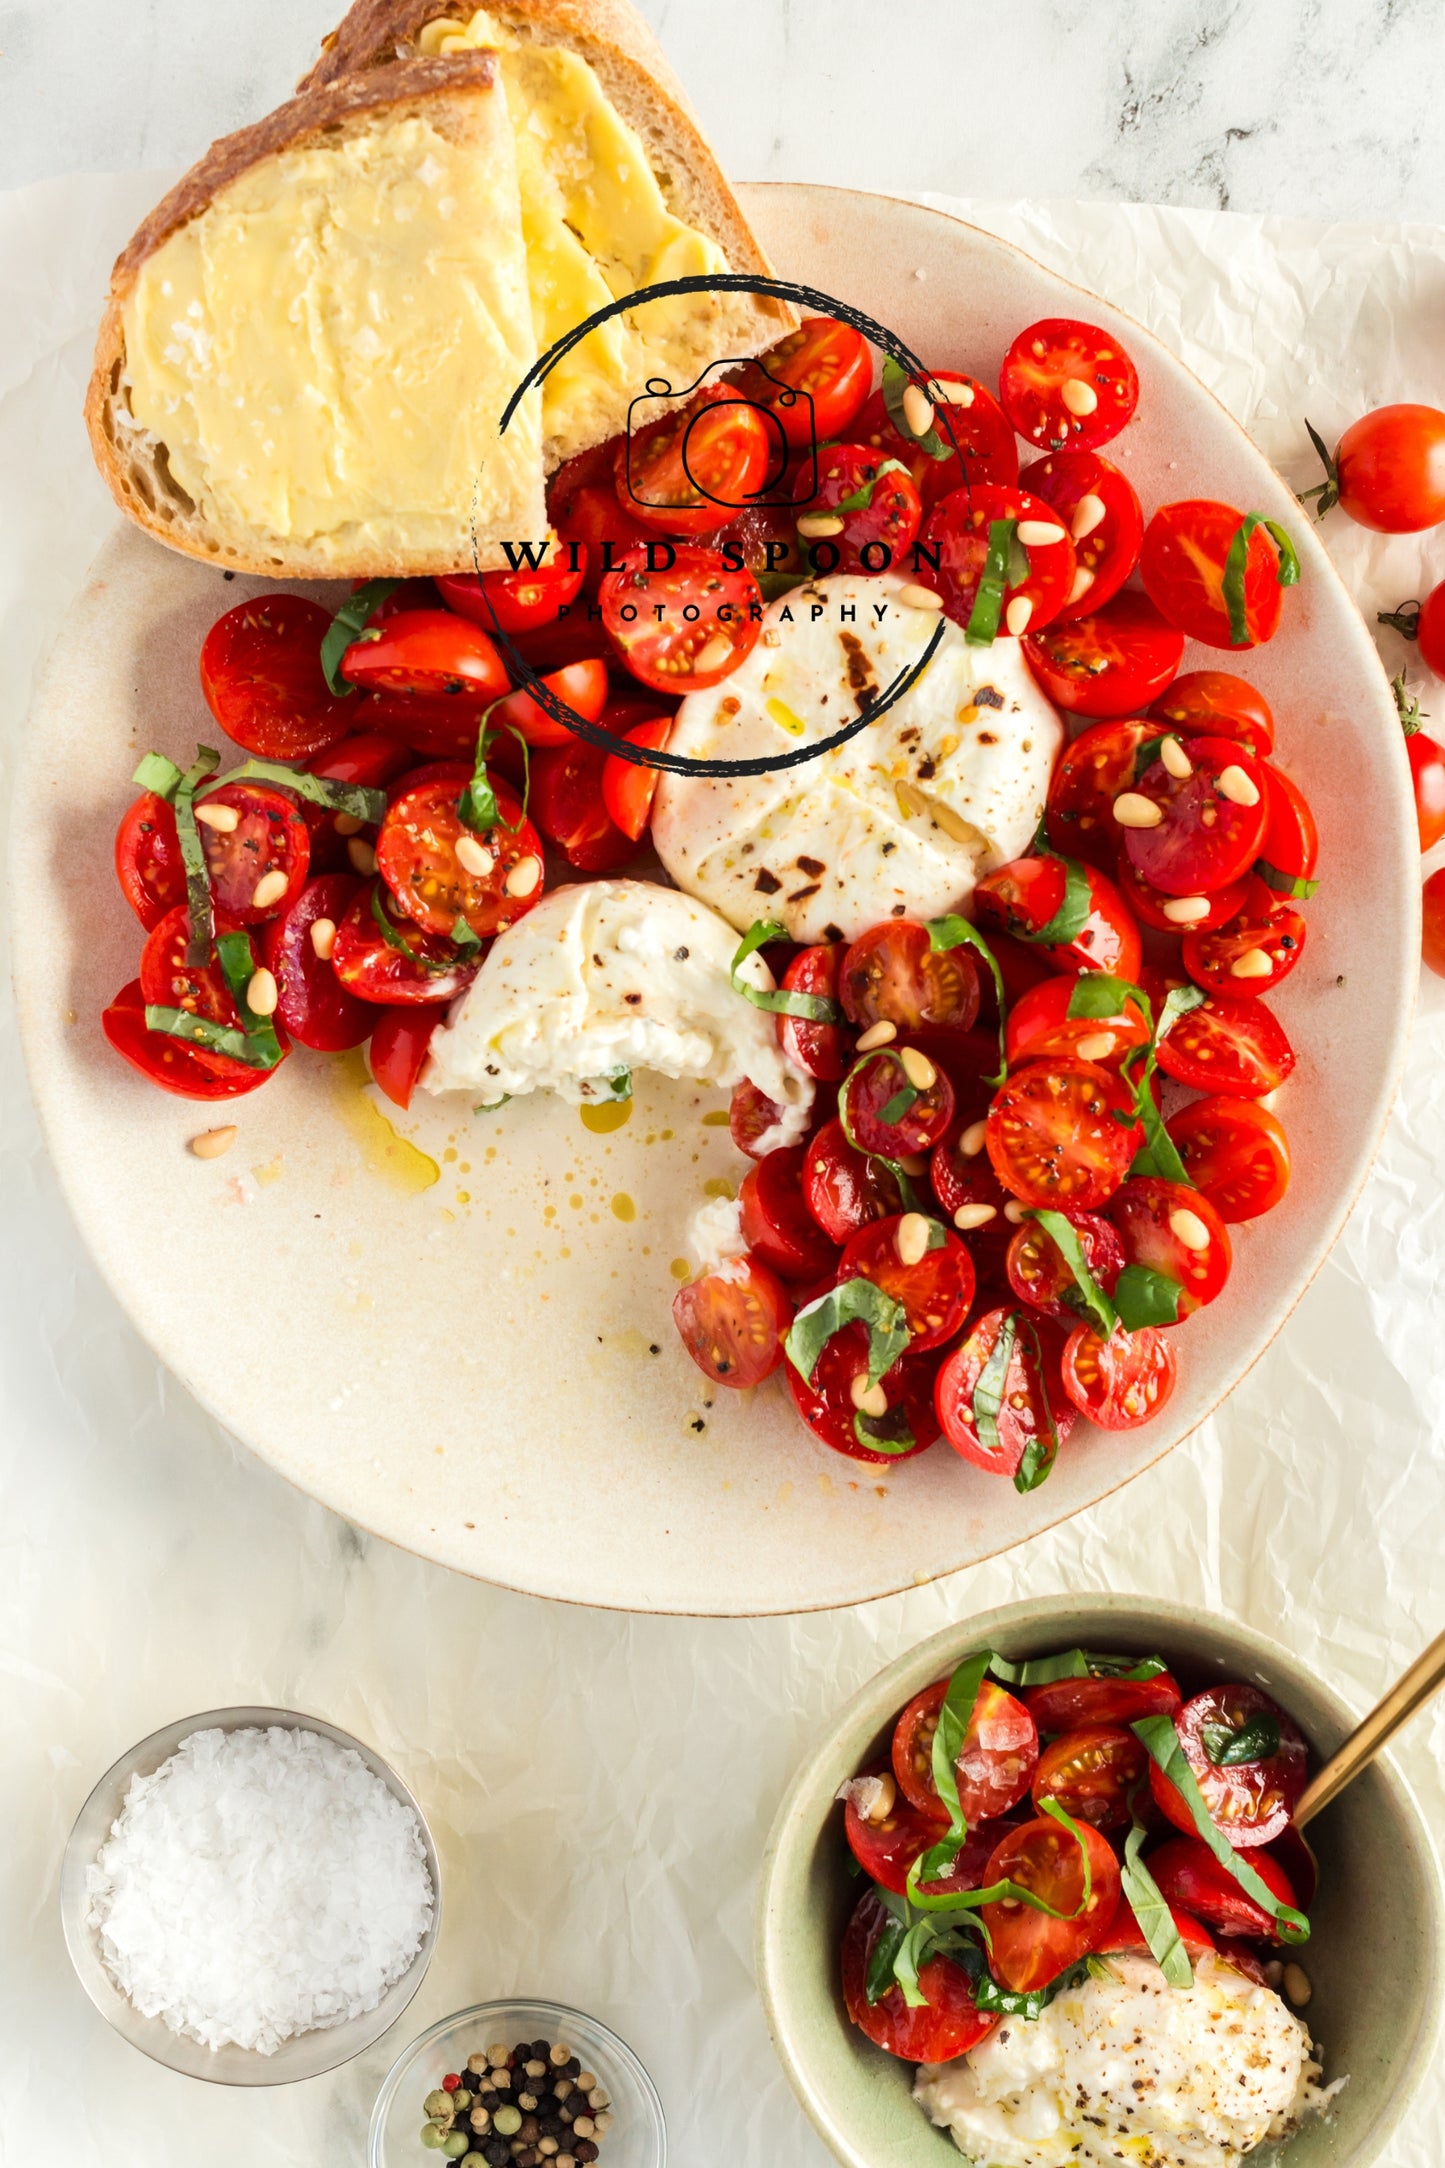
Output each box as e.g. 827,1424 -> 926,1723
301,0 -> 796,464
86,56 -> 547,578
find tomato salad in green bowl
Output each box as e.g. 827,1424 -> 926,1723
102,304 -> 1319,1507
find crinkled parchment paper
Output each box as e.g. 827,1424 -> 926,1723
2,178 -> 1442,2164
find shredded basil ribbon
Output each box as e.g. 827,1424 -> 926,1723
853,1403 -> 922,1457
1255,859 -> 1320,901
1029,849 -> 1095,947
879,356 -> 950,461
828,456 -> 912,516
321,578 -> 402,695
868,1152 -> 925,1216
1012,1314 -> 1062,1493
878,1081 -> 920,1126
174,748 -> 221,966
906,1797 -> 1095,1933
1117,980 -> 1206,1190
1120,1816 -> 1193,1988
730,920 -> 844,1023
1132,1715 -> 1310,1943
1114,1265 -> 1183,1331
368,882 -> 465,976
927,914 -> 1007,1086
970,1310 -> 1017,1463
142,1005 -> 275,1069
988,1648 -> 1168,1688
965,519 -> 1016,646
1024,1208 -> 1117,1338
132,751 -> 184,799
198,758 -> 388,827
1221,514 -> 1301,648
459,708 -> 531,836
839,1049 -> 917,1152
1202,1711 -> 1282,1767
1065,972 -> 1148,1028
785,1276 -> 910,1391
474,1095 -> 512,1115
143,929 -> 283,1072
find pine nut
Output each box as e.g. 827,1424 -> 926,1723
847,1374 -> 887,1416
1162,895 -> 1211,925
1169,1206 -> 1212,1250
1004,595 -> 1033,637
1003,1199 -> 1027,1224
1074,1032 -> 1116,1062
1017,520 -> 1067,547
895,582 -> 944,611
897,1152 -> 927,1176
1061,376 -> 1099,416
347,837 -> 377,876
1282,1963 -> 1312,2007
960,1118 -> 988,1157
856,1019 -> 897,1051
861,1770 -> 897,1823
931,379 -> 975,407
309,916 -> 337,960
1066,566 -> 1095,606
899,1046 -> 937,1090
693,633 -> 734,674
1071,492 -> 1107,540
455,833 -> 495,877
333,812 -> 364,836
245,966 -> 279,1016
1159,735 -> 1193,779
194,802 -> 240,832
902,383 -> 934,437
1230,946 -> 1274,979
954,1201 -> 997,1231
797,513 -> 844,539
250,868 -> 289,911
190,1125 -> 237,1159
504,855 -> 542,897
896,1211 -> 932,1266
1113,792 -> 1164,829
1216,763 -> 1261,806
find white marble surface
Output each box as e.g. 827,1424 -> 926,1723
1,0 -> 1443,221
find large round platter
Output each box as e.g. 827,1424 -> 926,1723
10,185 -> 1416,1615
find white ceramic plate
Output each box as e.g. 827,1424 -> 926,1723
10,186 -> 1416,1616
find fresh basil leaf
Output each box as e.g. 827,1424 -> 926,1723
880,356 -> 949,460
1113,1264 -> 1183,1331
1221,514 -> 1302,647
865,1914 -> 910,2006
868,1153 -> 924,1216
971,1311 -> 1017,1461
785,1277 -> 910,1391
927,914 -> 1007,1085
1132,1715 -> 1310,1943
1029,851 -> 1095,946
605,1068 -> 632,1101
142,1004 -> 280,1071
892,1919 -> 939,2008
474,1096 -> 511,1114
1120,1818 -> 1193,1988
1083,1652 -> 1168,1682
1127,1084 -> 1193,1187
829,457 -> 912,516
730,920 -> 843,1022
1012,1314 -> 1061,1494
173,747 -> 221,966
853,1404 -> 921,1456
1066,974 -> 1152,1028
197,758 -> 388,827
974,1955 -> 1092,2020
132,751 -> 183,800
1255,859 -> 1320,901
879,1082 -> 920,1126
449,916 -> 484,956
1024,1209 -> 1118,1338
986,1648 -> 1091,1688
320,577 -> 401,695
213,928 -> 286,1069
458,708 -> 530,837
369,882 -> 461,976
1201,1712 -> 1281,1767
1038,1797 -> 1093,1912
965,518 -> 1016,646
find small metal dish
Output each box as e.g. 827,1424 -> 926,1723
370,1999 -> 666,2168
59,1704 -> 441,2085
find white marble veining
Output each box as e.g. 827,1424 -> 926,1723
1,0 -> 1442,221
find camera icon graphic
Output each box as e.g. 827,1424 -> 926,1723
622,357 -> 818,516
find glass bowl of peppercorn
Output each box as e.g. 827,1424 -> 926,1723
369,1999 -> 666,2168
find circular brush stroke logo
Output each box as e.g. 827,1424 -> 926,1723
474,275 -> 969,780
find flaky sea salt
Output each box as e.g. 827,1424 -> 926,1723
85,1725 -> 434,2054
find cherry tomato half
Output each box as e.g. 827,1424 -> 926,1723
1423,866 -> 1445,979
920,483 -> 1077,635
529,738 -> 636,873
1150,671 -> 1275,757
340,609 -> 509,703
934,1307 -> 1075,1479
369,1006 -> 445,1111
1165,1096 -> 1291,1222
547,472 -> 653,593
435,547 -> 586,635
843,1047 -> 956,1158
195,780 -> 310,925
1155,993 -> 1296,1098
261,873 -> 377,1052
1149,1683 -> 1308,1849
1031,1725 -> 1147,1831
1181,880 -> 1306,996
303,731 -> 412,871
974,856 -> 1142,981
1005,975 -> 1149,1071
486,656 -> 610,749
987,1060 -> 1141,1211
330,881 -> 480,1005
673,1254 -> 794,1389
115,791 -> 185,929
200,595 -> 353,761
601,714 -> 673,842
1114,853 -> 1249,936
745,318 -> 873,448
1328,403 -> 1445,533
853,369 -> 1020,502
377,769 -> 544,939
599,545 -> 762,694
1019,450 -> 1143,623
786,1322 -> 940,1464
102,978 -> 272,1099
617,385 -> 776,535
843,1769 -> 950,1891
138,907 -> 282,1079
1145,1835 -> 1299,1938
1023,590 -> 1185,719
892,1678 -> 1039,1825
1405,723 -> 1445,852
838,1214 -> 975,1353
979,1816 -> 1123,1993
840,920 -> 981,1034
1023,1669 -> 1182,1734
803,1120 -> 901,1244
841,1891 -> 996,2063
1044,720 -> 1167,870
801,443 -> 922,575
1256,765 -> 1320,893
1122,737 -> 1269,898
1061,1323 -> 1177,1428
1001,319 -> 1139,455
1007,1209 -> 1125,1325
739,1147 -> 840,1282
729,1077 -> 796,1160
1107,1176 -> 1232,1320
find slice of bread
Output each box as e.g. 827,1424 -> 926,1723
87,56 -> 547,578
300,0 -> 796,467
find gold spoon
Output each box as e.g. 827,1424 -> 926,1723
1295,1624 -> 1445,1828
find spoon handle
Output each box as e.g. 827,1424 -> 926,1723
1295,1625 -> 1445,1828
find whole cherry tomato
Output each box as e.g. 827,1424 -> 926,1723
1308,403 -> 1445,532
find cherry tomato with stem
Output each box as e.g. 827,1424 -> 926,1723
261,873 -> 377,1052
1006,1209 -> 1125,1325
1019,449 -> 1143,622
369,1006 -> 446,1111
837,1214 -> 975,1353
739,1147 -> 840,1282
1031,1725 -> 1147,1832
1140,501 -> 1291,649
602,714 -> 673,842
919,483 -> 1077,636
852,368 -> 1020,502
1165,1096 -> 1291,1222
979,1816 -> 1123,1993
840,920 -> 980,1034
1307,403 -> 1445,532
1149,1683 -> 1308,1848
1107,1176 -> 1233,1319
1023,590 -> 1185,719
841,1891 -> 996,2062
934,1307 -> 1076,1478
1145,1836 -> 1299,1939
1150,671 -> 1275,757
115,791 -> 185,929
1044,720 -> 1167,869
974,856 -> 1142,982
892,1678 -> 1039,1824
102,979 -> 273,1100
1386,671 -> 1445,850
987,1060 -> 1141,1211
1001,318 -> 1139,454
340,609 -> 509,702
1156,992 -> 1295,1098
1121,737 -> 1269,898
600,545 -> 762,694
435,548 -> 586,635
200,595 -> 353,761
1061,1323 -> 1178,1428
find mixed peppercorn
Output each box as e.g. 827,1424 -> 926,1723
420,2038 -> 612,2165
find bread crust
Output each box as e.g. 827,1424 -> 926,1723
87,54 -> 547,578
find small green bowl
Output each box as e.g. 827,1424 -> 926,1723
756,1595 -> 1442,2168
